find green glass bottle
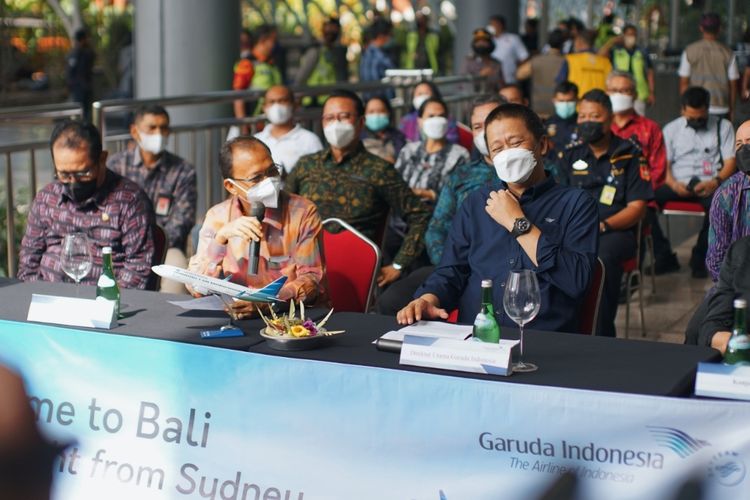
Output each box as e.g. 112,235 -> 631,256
724,299 -> 750,365
473,279 -> 501,343
96,246 -> 120,319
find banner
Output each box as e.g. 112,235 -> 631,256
1,318 -> 750,500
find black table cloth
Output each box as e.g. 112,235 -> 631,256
0,280 -> 720,397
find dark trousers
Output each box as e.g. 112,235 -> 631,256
597,231 -> 636,338
653,185 -> 712,271
376,266 -> 435,316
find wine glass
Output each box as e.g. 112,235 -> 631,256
503,269 -> 541,373
60,232 -> 92,296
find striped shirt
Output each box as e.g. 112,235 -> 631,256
707,172 -> 750,282
188,191 -> 326,305
107,145 -> 196,250
395,141 -> 469,193
18,169 -> 155,289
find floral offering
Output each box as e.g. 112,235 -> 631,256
258,301 -> 344,338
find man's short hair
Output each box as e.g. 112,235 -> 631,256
681,86 -> 710,109
548,29 -> 565,50
369,18 -> 392,39
219,136 -> 273,179
490,15 -> 506,28
471,95 -> 506,111
567,17 -> 585,33
577,29 -> 597,47
49,120 -> 102,165
500,83 -> 524,94
133,104 -> 169,124
74,28 -> 88,42
580,89 -> 612,114
484,103 -> 546,142
417,97 -> 447,117
623,24 -> 637,34
606,70 -> 636,90
554,80 -> 579,96
324,89 -> 365,117
253,24 -> 277,45
700,12 -> 721,35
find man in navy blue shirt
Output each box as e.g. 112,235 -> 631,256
397,104 -> 599,333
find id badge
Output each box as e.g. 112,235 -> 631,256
155,195 -> 172,216
600,185 -> 616,206
702,160 -> 713,176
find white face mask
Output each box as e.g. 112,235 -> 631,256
609,93 -> 634,113
138,131 -> 166,155
492,147 -> 537,184
229,177 -> 282,209
265,103 -> 293,125
421,116 -> 449,140
323,121 -> 356,149
473,132 -> 489,157
412,94 -> 430,111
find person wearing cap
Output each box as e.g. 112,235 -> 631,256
461,28 -> 504,93
699,236 -> 750,352
678,12 -> 740,120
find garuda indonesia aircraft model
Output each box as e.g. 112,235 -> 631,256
151,265 -> 287,303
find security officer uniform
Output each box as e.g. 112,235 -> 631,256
543,113 -> 578,183
559,134 -> 653,337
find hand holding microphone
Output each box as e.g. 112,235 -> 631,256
247,202 -> 265,276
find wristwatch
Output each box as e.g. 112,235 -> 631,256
511,217 -> 532,238
392,262 -> 403,271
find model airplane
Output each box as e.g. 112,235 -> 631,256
152,265 -> 287,303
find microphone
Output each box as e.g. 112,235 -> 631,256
248,203 -> 265,276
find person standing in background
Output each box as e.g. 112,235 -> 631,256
461,28 -> 504,93
599,24 -> 655,116
516,29 -> 566,117
295,17 -> 348,107
487,14 -> 529,86
402,12 -> 440,75
360,18 -> 395,100
678,13 -> 739,121
66,28 -> 95,122
556,30 -> 612,98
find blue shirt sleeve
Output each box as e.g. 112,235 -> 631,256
555,60 -> 569,84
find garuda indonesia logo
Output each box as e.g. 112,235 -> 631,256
647,426 -> 710,458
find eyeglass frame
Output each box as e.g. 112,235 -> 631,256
54,166 -> 98,182
229,163 -> 282,186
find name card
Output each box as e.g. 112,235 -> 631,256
399,335 -> 519,376
695,362 -> 750,401
27,294 -> 117,330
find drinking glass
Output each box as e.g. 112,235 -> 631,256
503,270 -> 541,373
60,232 -> 92,296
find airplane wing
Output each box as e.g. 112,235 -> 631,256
234,275 -> 287,303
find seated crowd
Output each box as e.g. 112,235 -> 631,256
16,56 -> 748,344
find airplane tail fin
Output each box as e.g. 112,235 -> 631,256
257,275 -> 287,298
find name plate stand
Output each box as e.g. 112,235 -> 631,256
399,335 -> 519,376
27,294 -> 117,330
695,362 -> 750,401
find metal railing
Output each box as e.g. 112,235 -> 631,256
0,75 -> 487,277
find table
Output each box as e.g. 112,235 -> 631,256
0,280 -> 720,397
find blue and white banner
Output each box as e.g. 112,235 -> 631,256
1,318 -> 750,500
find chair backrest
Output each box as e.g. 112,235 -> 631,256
322,218 -> 381,313
578,257 -> 605,335
456,121 -> 474,151
146,224 -> 168,291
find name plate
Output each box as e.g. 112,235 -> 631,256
27,294 -> 117,330
399,335 -> 519,376
695,362 -> 750,401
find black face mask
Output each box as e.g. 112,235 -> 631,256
687,117 -> 708,130
472,43 -> 494,56
737,144 -> 750,174
578,121 -> 605,144
63,179 -> 98,203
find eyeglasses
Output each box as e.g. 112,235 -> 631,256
322,112 -> 355,124
231,164 -> 281,185
54,168 -> 96,182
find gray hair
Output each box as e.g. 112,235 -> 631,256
606,70 -> 636,91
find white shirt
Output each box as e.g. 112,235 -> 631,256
677,51 -> 739,115
491,32 -> 529,84
255,124 -> 323,174
662,116 -> 736,183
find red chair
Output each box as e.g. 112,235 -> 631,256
661,201 -> 705,243
322,218 -> 381,313
579,258 -> 605,335
147,224 -> 168,291
456,121 -> 474,151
